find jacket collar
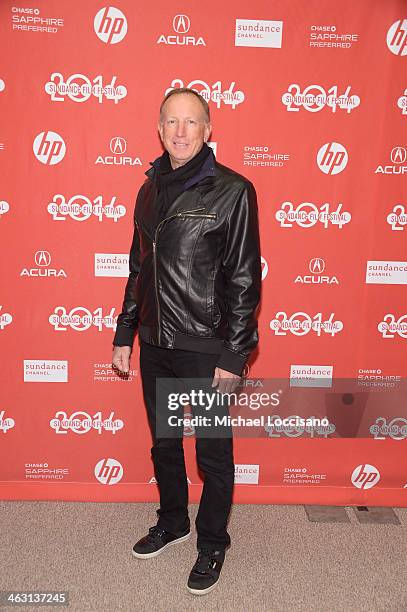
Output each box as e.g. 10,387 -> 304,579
145,148 -> 216,190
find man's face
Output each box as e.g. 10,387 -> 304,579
158,93 -> 211,169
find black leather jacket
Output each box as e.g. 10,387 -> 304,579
113,150 -> 261,375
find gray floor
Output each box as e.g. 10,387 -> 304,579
1,501 -> 406,611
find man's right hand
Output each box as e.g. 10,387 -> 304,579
112,345 -> 132,374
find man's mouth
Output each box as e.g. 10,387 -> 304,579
173,142 -> 189,148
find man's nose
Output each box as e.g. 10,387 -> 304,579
176,121 -> 187,137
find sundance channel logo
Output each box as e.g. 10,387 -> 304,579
235,19 -> 283,48
95,253 -> 129,277
234,464 -> 259,484
24,360 -> 68,382
366,261 -> 407,285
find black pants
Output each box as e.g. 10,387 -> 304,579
139,340 -> 234,550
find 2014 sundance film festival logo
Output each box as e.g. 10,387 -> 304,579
317,142 -> 348,175
45,72 -> 127,104
207,141 -> 217,157
165,79 -> 245,110
387,204 -> 407,231
11,6 -> 64,33
0,306 -> 12,330
386,19 -> 407,56
33,131 -> 66,165
20,250 -> 67,278
49,306 -> 117,332
265,417 -> 334,438
48,193 -> 126,223
275,200 -> 351,229
375,147 -> 407,174
397,88 -> 407,115
50,410 -> 123,435
370,417 -> 407,441
95,458 -> 123,485
294,257 -> 339,285
378,314 -> 407,339
261,256 -> 268,280
94,7 -> 127,44
282,83 -> 360,114
95,137 -> 142,166
351,464 -> 380,489
0,411 -> 15,434
0,200 -> 10,216
235,19 -> 283,48
270,311 -> 343,336
157,14 -> 206,46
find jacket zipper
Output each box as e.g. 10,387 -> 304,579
152,212 -> 180,345
152,207 -> 216,345
179,213 -> 217,219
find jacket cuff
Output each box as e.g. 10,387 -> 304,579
112,325 -> 137,347
216,347 -> 247,376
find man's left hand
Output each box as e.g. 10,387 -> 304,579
212,367 -> 241,394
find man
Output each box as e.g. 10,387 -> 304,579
112,88 -> 261,595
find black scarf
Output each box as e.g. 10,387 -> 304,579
154,143 -> 211,221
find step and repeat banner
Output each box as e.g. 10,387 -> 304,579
1,1 -> 406,506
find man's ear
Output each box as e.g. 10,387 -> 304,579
204,122 -> 212,143
157,121 -> 163,141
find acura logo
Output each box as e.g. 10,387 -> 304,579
173,14 -> 190,34
391,146 -> 407,164
110,137 -> 127,155
35,251 -> 51,267
309,258 -> 325,274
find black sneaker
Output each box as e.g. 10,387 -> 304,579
132,525 -> 191,559
187,548 -> 225,595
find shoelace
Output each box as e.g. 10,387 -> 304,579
147,526 -> 167,542
194,548 -> 217,573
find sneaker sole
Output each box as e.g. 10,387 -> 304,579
132,531 -> 191,559
187,579 -> 220,596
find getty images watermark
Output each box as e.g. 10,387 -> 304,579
166,388 -> 329,429
155,378 -> 341,438
155,377 -> 406,439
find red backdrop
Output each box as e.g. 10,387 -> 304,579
1,0 -> 406,505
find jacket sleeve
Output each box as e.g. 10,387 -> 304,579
112,200 -> 141,348
216,180 -> 262,376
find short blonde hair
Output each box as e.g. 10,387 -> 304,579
159,88 -> 210,123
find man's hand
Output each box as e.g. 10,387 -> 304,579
211,366 -> 241,394
112,345 -> 132,374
